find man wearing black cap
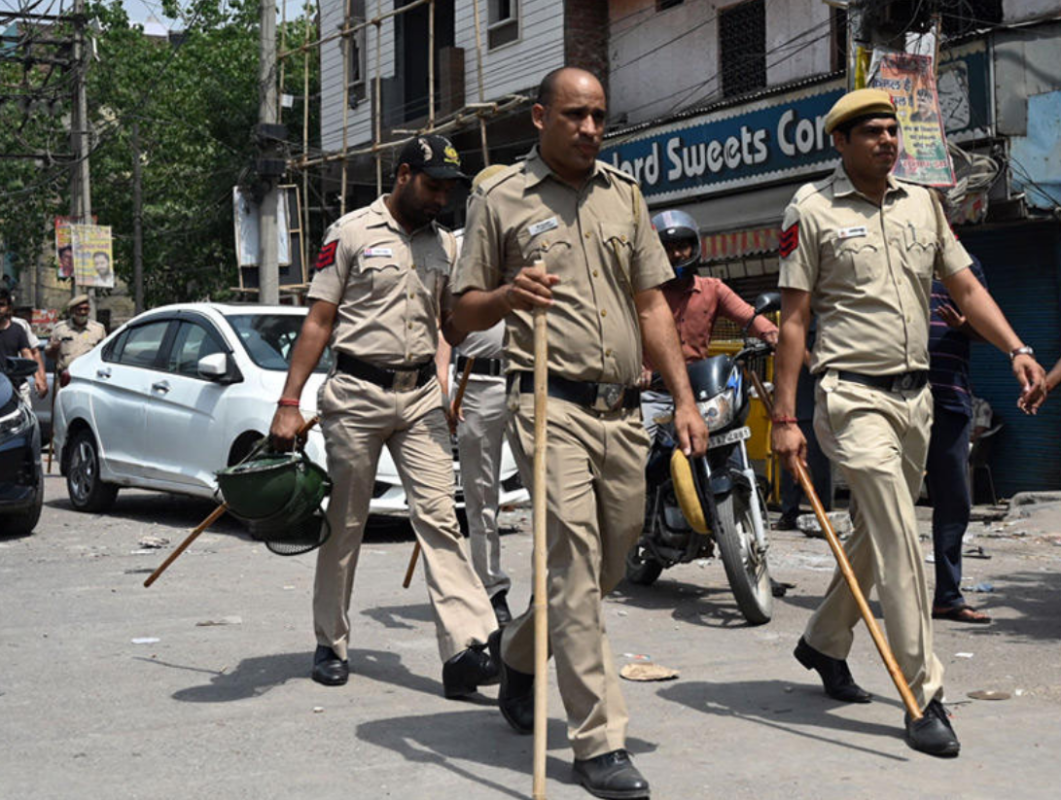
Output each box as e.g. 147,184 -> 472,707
269,134 -> 500,696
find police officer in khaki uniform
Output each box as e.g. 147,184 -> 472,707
269,134 -> 499,697
46,294 -> 105,373
452,67 -> 708,799
772,89 -> 1046,758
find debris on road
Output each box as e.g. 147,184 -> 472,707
954,652 -> 974,658
138,536 -> 170,549
195,616 -> 242,627
620,663 -> 679,682
131,637 -> 160,644
968,690 -> 1010,701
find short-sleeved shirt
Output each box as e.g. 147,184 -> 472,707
0,322 -> 31,384
778,165 -> 971,376
929,256 -> 987,417
12,317 -> 40,349
456,321 -> 505,361
644,275 -> 778,371
47,319 -> 106,372
453,148 -> 674,386
307,195 -> 457,367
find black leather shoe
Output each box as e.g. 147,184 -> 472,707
311,645 -> 349,686
572,750 -> 650,799
442,642 -> 499,699
775,512 -> 800,530
794,636 -> 871,703
491,591 -> 513,627
489,629 -> 534,734
905,699 -> 961,757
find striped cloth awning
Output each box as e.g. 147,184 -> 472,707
701,226 -> 779,262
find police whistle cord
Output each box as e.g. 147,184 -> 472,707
143,415 -> 321,589
401,356 -> 476,589
531,261 -> 549,800
745,367 -> 923,722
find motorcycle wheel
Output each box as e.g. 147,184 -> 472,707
715,489 -> 773,625
625,544 -> 664,586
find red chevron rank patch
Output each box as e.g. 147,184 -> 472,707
779,222 -> 799,258
314,240 -> 338,271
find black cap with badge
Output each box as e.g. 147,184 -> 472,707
396,134 -> 469,182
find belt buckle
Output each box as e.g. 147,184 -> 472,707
592,383 -> 625,412
893,373 -> 913,392
392,369 -> 418,392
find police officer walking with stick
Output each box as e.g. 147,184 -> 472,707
270,135 -> 500,697
451,67 -> 707,799
772,89 -> 1047,758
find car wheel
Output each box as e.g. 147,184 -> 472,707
66,429 -> 119,513
1,481 -> 43,536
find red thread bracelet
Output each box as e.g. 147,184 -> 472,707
277,397 -> 300,407
772,416 -> 799,425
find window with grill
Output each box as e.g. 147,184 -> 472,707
345,1 -> 367,107
488,0 -> 519,50
719,0 -> 766,99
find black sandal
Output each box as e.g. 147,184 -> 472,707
932,605 -> 991,624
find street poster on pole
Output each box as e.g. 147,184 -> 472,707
54,217 -> 74,279
868,51 -> 955,187
70,224 -> 115,289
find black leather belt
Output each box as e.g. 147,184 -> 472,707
836,370 -> 929,393
456,355 -> 504,377
510,371 -> 640,412
335,352 -> 434,391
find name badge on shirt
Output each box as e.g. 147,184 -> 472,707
836,226 -> 867,240
362,247 -> 393,257
527,217 -> 559,238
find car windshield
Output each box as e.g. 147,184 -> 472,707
226,313 -> 332,373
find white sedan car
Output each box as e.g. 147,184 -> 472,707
53,303 -> 526,518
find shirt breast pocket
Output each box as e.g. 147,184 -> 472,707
355,252 -> 403,296
600,221 -> 636,286
829,232 -> 884,285
901,226 -> 938,279
517,227 -> 572,272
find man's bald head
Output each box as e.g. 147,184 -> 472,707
536,67 -> 603,107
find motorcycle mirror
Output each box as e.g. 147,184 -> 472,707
752,291 -> 782,317
2,356 -> 39,380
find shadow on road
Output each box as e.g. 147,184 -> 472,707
360,602 -> 434,629
658,678 -> 909,762
612,578 -> 761,629
948,569 -> 1061,644
357,712 -> 657,800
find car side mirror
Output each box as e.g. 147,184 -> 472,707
3,356 -> 39,379
753,291 -> 782,317
198,352 -> 240,384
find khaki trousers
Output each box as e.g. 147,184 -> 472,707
314,372 -> 495,663
807,370 -> 944,709
502,392 -> 648,760
454,376 -> 512,597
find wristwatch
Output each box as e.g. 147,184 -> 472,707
1009,345 -> 1035,361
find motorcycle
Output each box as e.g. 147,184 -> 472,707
626,291 -> 780,625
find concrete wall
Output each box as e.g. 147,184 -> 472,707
607,0 -> 832,126
320,0 -> 565,153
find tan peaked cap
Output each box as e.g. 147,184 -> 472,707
472,164 -> 507,190
824,88 -> 896,134
67,294 -> 90,309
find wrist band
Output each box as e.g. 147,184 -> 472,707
772,416 -> 799,425
277,397 -> 300,407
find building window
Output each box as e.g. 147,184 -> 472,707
658,0 -> 684,10
487,0 -> 519,50
344,1 -> 367,107
719,0 -> 766,98
830,6 -> 847,74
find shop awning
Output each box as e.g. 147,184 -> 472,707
701,226 -> 779,262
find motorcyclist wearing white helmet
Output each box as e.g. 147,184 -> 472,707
640,208 -> 779,442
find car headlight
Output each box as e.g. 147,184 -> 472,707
0,404 -> 35,438
697,389 -> 736,432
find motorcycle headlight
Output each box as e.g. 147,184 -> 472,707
697,388 -> 736,432
0,403 -> 35,438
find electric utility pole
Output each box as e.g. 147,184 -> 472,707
257,0 -> 281,304
71,0 -> 93,314
132,121 -> 144,314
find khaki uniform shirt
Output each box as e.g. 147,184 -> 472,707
49,319 -> 106,372
453,148 -> 673,386
778,165 -> 971,376
308,195 -> 457,367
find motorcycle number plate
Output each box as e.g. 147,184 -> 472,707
708,426 -> 751,450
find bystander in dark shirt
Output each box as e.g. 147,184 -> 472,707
928,256 -> 987,417
0,322 -> 31,386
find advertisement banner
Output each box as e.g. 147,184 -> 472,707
70,224 -> 115,289
54,217 -> 74,279
32,308 -> 59,338
869,52 -> 956,187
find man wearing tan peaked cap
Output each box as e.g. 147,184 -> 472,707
772,88 -> 1046,758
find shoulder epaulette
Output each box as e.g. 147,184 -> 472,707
475,163 -> 523,196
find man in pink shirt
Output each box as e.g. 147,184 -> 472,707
641,209 -> 778,442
